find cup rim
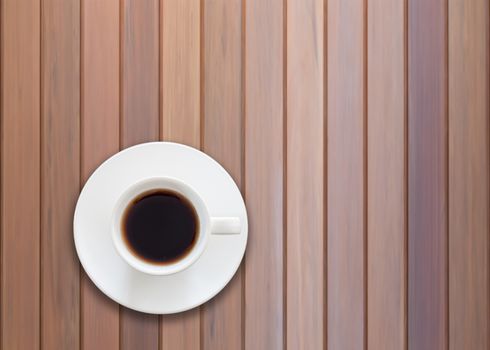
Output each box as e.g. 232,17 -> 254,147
111,176 -> 210,275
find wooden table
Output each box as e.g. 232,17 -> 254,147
1,0 -> 488,349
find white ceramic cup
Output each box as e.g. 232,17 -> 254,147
111,177 -> 241,275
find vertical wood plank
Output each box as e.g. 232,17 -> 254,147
81,0 -> 120,349
367,0 -> 406,348
287,0 -> 325,349
408,0 -> 447,349
201,0 -> 242,349
41,0 -> 80,348
244,0 -> 284,348
327,0 -> 365,348
1,0 -> 40,348
160,0 -> 200,147
159,1 -> 200,349
449,0 -> 489,348
121,0 -> 159,147
120,0 -> 160,349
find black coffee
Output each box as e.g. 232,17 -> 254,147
122,190 -> 198,264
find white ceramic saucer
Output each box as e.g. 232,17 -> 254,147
74,142 -> 248,314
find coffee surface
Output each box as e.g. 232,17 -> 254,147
122,190 -> 198,264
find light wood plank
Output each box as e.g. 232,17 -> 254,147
81,0 -> 120,349
201,0 -> 243,348
287,0 -> 325,349
121,0 -> 160,348
327,0 -> 365,348
367,0 -> 406,348
448,0 -> 489,348
408,0 -> 447,349
159,1 -> 200,349
160,313 -> 200,350
41,0 -> 80,348
244,0 -> 284,348
1,0 -> 40,348
160,0 -> 200,147
121,0 -> 159,147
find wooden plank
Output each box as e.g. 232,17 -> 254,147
1,0 -> 40,348
120,0 -> 160,349
81,0 -> 120,349
408,0 -> 447,349
41,0 -> 80,348
244,0 -> 284,348
448,0 -> 489,348
327,0 -> 365,348
160,0 -> 200,146
367,0 -> 405,348
287,0 -> 325,349
201,0 -> 242,349
159,1 -> 200,349
160,313 -> 200,350
121,0 -> 159,147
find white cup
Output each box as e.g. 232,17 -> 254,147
111,177 -> 241,275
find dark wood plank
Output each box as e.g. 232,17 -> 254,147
159,1 -> 200,349
327,0 -> 365,348
41,0 -> 80,348
201,0 -> 243,348
287,0 -> 325,348
244,0 -> 284,348
408,0 -> 447,349
367,0 -> 406,349
448,0 -> 489,348
1,0 -> 40,348
120,0 -> 160,349
81,0 -> 120,348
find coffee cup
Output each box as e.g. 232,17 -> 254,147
111,176 -> 241,275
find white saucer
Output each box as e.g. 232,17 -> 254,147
74,142 -> 248,314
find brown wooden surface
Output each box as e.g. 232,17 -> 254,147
159,1 -> 200,349
1,0 -> 40,348
408,0 -> 448,349
367,0 -> 406,349
120,0 -> 160,349
245,0 -> 284,349
81,0 -> 120,349
287,0 -> 325,349
41,0 -> 80,348
327,0 -> 366,348
201,0 -> 243,349
448,0 -> 489,349
2,0 -> 490,349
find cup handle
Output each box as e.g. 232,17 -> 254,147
210,217 -> 241,235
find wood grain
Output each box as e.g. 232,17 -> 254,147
81,0 -> 120,349
121,0 -> 159,148
448,0 -> 489,348
1,0 -> 40,348
408,0 -> 447,349
160,0 -> 200,147
367,0 -> 406,349
159,1 -> 200,349
41,0 -> 80,348
160,313 -> 200,350
201,0 -> 242,349
245,0 -> 284,348
287,0 -> 325,349
327,0 -> 365,348
120,0 -> 160,349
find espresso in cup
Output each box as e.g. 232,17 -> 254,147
122,189 -> 199,265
